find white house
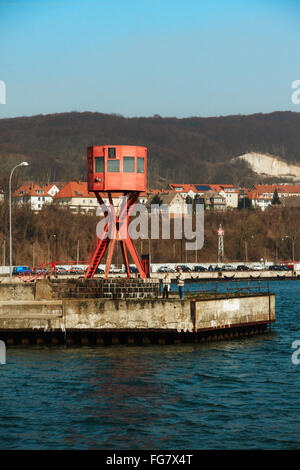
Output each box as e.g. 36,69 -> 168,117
13,183 -> 60,211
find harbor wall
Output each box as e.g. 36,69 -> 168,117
0,293 -> 275,334
0,283 -> 35,301
63,298 -> 192,332
0,279 -> 160,301
192,295 -> 275,331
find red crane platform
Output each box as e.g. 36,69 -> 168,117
84,145 -> 147,279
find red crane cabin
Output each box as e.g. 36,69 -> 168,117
87,145 -> 147,193
85,145 -> 147,279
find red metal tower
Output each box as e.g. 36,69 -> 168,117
84,145 -> 147,279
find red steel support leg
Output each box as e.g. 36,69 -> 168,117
104,238 -> 116,279
124,234 -> 146,279
84,232 -> 109,279
120,239 -> 130,277
103,192 -> 117,279
85,190 -> 147,279
119,192 -> 146,279
95,192 -> 110,214
84,192 -> 111,278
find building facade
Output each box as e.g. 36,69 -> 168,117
13,183 -> 60,211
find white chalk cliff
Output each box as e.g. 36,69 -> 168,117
233,152 -> 300,180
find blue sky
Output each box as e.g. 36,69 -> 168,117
1,0 -> 300,118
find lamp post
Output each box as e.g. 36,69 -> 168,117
217,225 -> 224,264
9,162 -> 29,283
32,241 -> 35,267
2,239 -> 5,266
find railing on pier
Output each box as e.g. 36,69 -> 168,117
167,278 -> 270,297
13,262 -> 57,283
13,260 -> 89,282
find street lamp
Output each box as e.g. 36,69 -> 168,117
9,162 -> 29,283
0,238 -> 5,266
217,225 -> 224,264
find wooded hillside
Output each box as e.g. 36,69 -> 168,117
0,203 -> 299,266
1,111 -> 300,190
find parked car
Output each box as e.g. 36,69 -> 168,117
250,264 -> 265,271
95,267 -> 104,274
35,268 -> 50,275
12,266 -> 31,274
279,263 -> 294,270
221,264 -> 235,271
109,267 -> 123,274
280,265 -> 290,271
237,265 -> 249,271
269,265 -> 279,271
193,265 -> 207,272
176,265 -> 191,272
268,265 -> 289,271
158,266 -> 174,273
129,266 -> 138,273
208,265 -> 222,271
70,266 -> 84,274
55,266 -> 68,275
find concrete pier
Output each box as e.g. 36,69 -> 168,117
0,279 -> 275,345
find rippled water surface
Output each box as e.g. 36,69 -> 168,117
1,280 -> 300,449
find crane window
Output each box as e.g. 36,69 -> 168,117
137,157 -> 144,173
107,160 -> 120,172
123,157 -> 135,172
108,147 -> 116,158
95,157 -> 104,172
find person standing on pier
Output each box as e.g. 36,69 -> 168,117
162,273 -> 171,299
176,268 -> 185,299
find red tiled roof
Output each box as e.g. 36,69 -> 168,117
53,181 -> 95,199
253,184 -> 279,192
253,184 -> 300,196
219,184 -> 239,193
209,184 -> 223,192
253,184 -> 300,193
247,190 -> 273,200
278,185 -> 300,194
147,189 -> 170,195
43,183 -> 58,193
13,182 -> 59,198
14,183 -> 45,197
167,183 -> 238,194
53,182 -> 128,200
167,184 -> 197,191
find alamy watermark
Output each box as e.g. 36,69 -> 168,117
0,80 -> 6,104
96,200 -> 204,251
0,340 -> 6,364
291,80 -> 300,105
291,340 -> 300,365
